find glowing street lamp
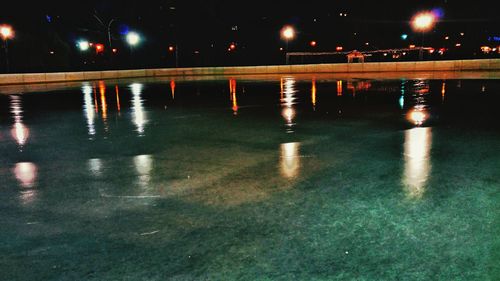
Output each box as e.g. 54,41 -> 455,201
281,25 -> 295,64
126,31 -> 141,46
1,24 -> 14,73
77,40 -> 90,51
411,12 -> 436,60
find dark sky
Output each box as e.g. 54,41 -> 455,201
1,0 -> 498,71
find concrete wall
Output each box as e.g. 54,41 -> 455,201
1,59 -> 499,85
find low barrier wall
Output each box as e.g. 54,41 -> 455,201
1,59 -> 499,85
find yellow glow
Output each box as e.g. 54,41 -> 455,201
115,85 -> 121,111
0,25 -> 13,39
311,78 -> 317,109
281,26 -> 295,40
411,12 -> 436,32
99,81 -> 107,120
403,127 -> 432,199
280,142 -> 301,179
408,108 -> 428,126
441,82 -> 446,103
229,79 -> 238,114
337,80 -> 343,96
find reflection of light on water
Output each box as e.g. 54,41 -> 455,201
399,80 -> 406,109
10,95 -> 30,147
82,84 -> 96,136
311,78 -> 317,109
170,80 -> 176,100
14,162 -> 38,188
11,122 -> 29,147
280,77 -> 297,131
229,78 -> 238,115
99,81 -> 107,121
403,127 -> 432,199
407,106 -> 428,126
130,83 -> 147,136
337,80 -> 343,96
441,81 -> 446,103
88,158 -> 103,176
280,142 -> 301,179
115,85 -> 121,112
134,154 -> 153,188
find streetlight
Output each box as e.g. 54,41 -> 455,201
77,40 -> 90,51
411,12 -> 436,60
281,25 -> 295,64
126,31 -> 141,46
126,31 -> 141,67
1,24 -> 14,72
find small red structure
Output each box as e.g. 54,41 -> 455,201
347,50 -> 365,63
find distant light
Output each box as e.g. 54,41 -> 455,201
409,44 -> 416,49
455,43 -> 461,47
383,53 -> 388,56
194,50 -> 200,54
428,48 -> 435,54
229,43 -> 236,50
445,36 -> 449,40
126,31 -> 141,46
77,40 -> 90,51
279,47 -> 284,51
411,12 -> 436,32
365,42 -> 369,46
95,43 -> 104,53
112,48 -> 118,53
401,34 -> 408,40
336,46 -> 343,51
0,25 -> 13,40
49,51 -> 55,55
310,40 -> 317,47
168,46 -> 175,52
460,32 -> 465,36
402,52 -> 407,55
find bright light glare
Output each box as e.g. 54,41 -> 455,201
282,26 -> 295,40
126,32 -> 141,46
0,25 -> 13,39
78,41 -> 90,51
411,12 -> 436,31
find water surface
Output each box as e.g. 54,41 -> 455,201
1,74 -> 500,280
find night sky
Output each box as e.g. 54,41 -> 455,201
1,0 -> 498,72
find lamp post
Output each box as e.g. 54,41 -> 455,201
411,12 -> 436,60
1,25 -> 14,73
126,31 -> 141,67
281,25 -> 295,64
169,45 -> 178,68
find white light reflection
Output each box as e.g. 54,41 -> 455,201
14,162 -> 38,188
82,84 -> 96,137
280,142 -> 301,179
10,95 -> 30,147
134,154 -> 153,188
88,158 -> 103,177
280,77 -> 297,132
13,162 -> 38,205
403,127 -> 432,199
130,83 -> 148,136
